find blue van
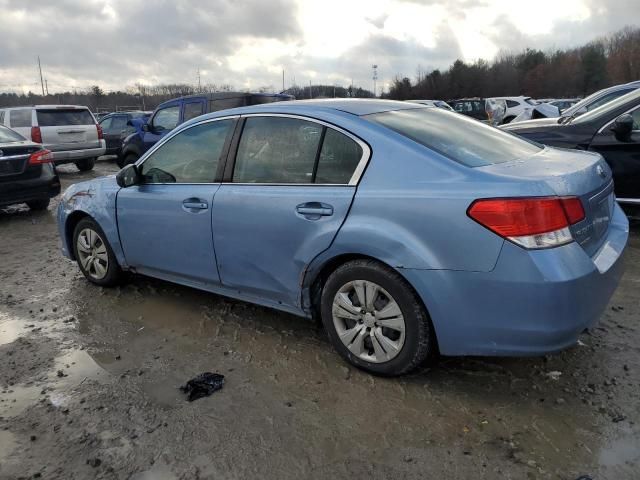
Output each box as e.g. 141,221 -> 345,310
118,92 -> 293,167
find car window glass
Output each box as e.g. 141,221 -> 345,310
183,102 -> 204,121
99,117 -> 113,130
0,125 -> 25,142
573,88 -> 640,125
506,100 -> 519,108
367,108 -> 542,167
315,129 -> 363,184
631,108 -> 640,130
0,111 -> 5,123
10,109 -> 32,128
152,106 -> 180,131
233,117 -> 322,183
586,90 -> 629,111
111,116 -> 128,131
140,119 -> 233,183
36,109 -> 94,126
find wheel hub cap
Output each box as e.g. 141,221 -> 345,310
76,228 -> 109,280
331,280 -> 406,364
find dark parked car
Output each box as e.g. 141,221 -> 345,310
447,98 -> 488,121
99,111 -> 151,158
504,88 -> 640,203
118,92 -> 293,167
0,125 -> 60,210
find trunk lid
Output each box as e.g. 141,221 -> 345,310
0,142 -> 41,178
36,108 -> 100,151
477,146 -> 614,256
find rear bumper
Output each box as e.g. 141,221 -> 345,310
402,203 -> 629,356
0,165 -> 61,207
49,140 -> 106,164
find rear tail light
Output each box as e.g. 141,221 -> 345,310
31,126 -> 42,144
468,196 -> 585,249
96,124 -> 104,140
28,149 -> 54,165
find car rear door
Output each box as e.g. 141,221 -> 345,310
212,114 -> 369,309
588,106 -> 640,201
36,108 -> 99,152
117,117 -> 236,285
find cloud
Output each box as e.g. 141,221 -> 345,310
0,0 -> 637,95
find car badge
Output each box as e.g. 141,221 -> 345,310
596,164 -> 606,178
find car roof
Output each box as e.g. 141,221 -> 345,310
1,105 -> 91,110
196,99 -> 425,118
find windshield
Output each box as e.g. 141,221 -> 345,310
366,108 -> 542,167
561,86 -> 637,120
0,125 -> 26,143
572,88 -> 640,125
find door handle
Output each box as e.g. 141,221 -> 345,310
182,198 -> 208,211
296,202 -> 333,217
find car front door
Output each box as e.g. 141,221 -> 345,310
143,104 -> 181,153
589,107 -> 640,201
100,115 -> 127,154
117,117 -> 236,285
212,114 -> 369,309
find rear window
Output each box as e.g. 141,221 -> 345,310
366,108 -> 542,167
36,109 -> 95,126
10,109 -> 32,128
0,125 -> 26,143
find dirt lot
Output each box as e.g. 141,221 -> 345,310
0,159 -> 639,479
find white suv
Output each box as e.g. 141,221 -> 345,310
486,96 -> 537,124
0,105 -> 105,171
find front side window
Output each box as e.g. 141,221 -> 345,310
10,109 -> 32,128
367,108 -> 542,167
183,102 -> 204,121
99,117 -> 113,131
233,117 -> 322,183
631,108 -> 640,130
152,106 -> 180,131
140,119 -> 233,183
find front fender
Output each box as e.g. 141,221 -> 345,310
57,176 -> 127,268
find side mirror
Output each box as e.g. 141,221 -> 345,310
142,123 -> 150,132
611,114 -> 634,142
116,164 -> 140,188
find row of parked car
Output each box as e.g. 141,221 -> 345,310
1,81 -> 639,213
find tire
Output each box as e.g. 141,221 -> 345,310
320,259 -> 435,376
26,198 -> 50,211
75,158 -> 96,171
72,218 -> 123,287
119,153 -> 138,169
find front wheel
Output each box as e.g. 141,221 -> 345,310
320,259 -> 435,376
72,218 -> 123,287
75,158 -> 96,171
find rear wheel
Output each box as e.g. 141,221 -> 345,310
72,218 -> 123,287
320,259 -> 435,376
26,198 -> 50,211
75,158 -> 96,171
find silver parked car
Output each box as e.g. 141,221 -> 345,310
0,105 -> 106,171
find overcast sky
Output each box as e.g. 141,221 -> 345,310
0,0 -> 637,95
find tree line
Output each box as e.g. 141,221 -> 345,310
0,81 -> 374,113
385,26 -> 640,101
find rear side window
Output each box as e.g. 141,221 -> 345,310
10,109 -> 32,128
233,117 -> 322,183
140,119 -> 233,183
183,102 -> 204,121
367,108 -> 542,167
506,100 -> 519,108
315,129 -> 363,184
0,125 -> 26,142
37,109 -> 94,126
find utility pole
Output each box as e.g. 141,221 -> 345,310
197,68 -> 201,92
372,64 -> 378,98
282,69 -> 285,92
37,56 -> 45,96
45,79 -> 49,95
309,80 -> 312,99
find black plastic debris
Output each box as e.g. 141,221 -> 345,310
180,372 -> 225,401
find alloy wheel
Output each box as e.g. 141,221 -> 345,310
76,228 -> 109,280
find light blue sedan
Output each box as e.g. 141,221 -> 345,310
57,99 -> 628,376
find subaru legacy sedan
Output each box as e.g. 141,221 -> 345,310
57,100 -> 628,376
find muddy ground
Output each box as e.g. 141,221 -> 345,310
0,159 -> 639,480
